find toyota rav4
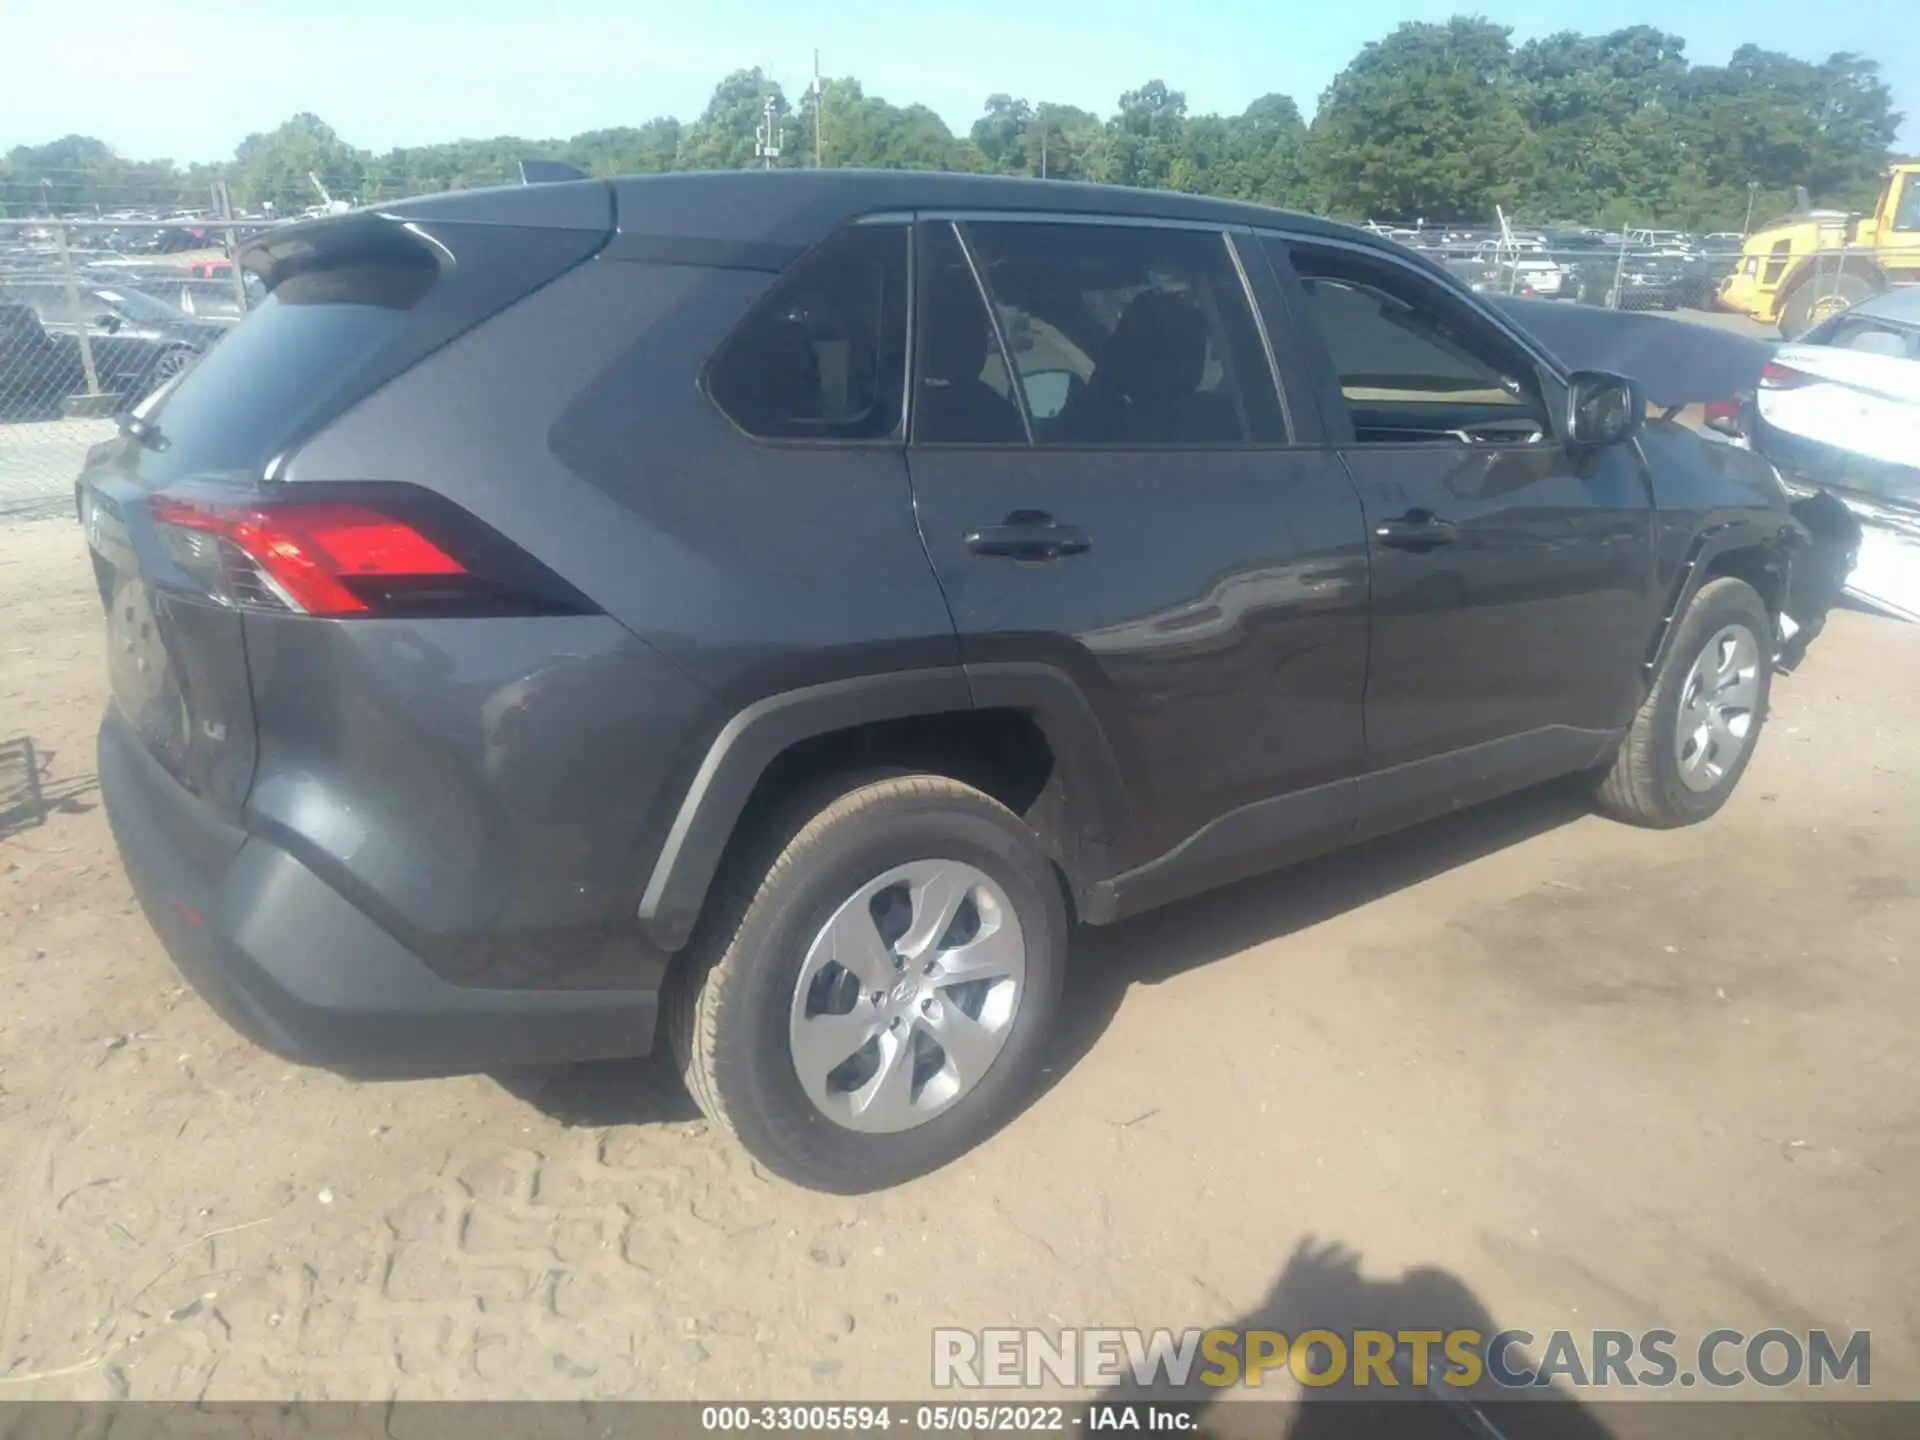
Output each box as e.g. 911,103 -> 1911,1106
84,173 -> 1855,1191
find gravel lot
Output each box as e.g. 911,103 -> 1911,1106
1,509 -> 1916,1413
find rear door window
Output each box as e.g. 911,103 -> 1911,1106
951,221 -> 1286,446
706,224 -> 909,442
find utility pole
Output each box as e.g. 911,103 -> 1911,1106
1743,182 -> 1758,236
812,51 -> 823,168
754,94 -> 781,170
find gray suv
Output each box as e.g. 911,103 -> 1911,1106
84,174 -> 1852,1191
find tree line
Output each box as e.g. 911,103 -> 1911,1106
2,19 -> 1904,232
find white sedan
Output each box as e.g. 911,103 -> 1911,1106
1748,288 -> 1920,623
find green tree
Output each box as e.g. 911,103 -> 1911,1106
1307,18 -> 1539,221
0,28 -> 1903,230
810,79 -> 976,171
1678,47 -> 1900,213
1092,81 -> 1189,190
566,121 -> 684,176
1517,27 -> 1689,220
677,69 -> 798,170
233,113 -> 367,212
970,95 -> 1033,173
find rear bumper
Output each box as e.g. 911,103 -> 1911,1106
100,710 -> 658,1078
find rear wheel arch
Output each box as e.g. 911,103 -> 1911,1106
638,666 -> 1129,951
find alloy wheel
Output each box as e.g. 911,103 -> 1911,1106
1675,623 -> 1761,793
788,859 -> 1025,1134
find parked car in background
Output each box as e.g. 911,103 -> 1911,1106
0,281 -> 225,401
84,173 -> 1854,1192
114,274 -> 263,325
1487,248 -> 1567,298
1738,288 -> 1920,621
0,301 -> 84,417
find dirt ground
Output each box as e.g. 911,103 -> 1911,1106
1,513 -> 1916,1408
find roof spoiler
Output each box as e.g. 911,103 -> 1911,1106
520,160 -> 589,185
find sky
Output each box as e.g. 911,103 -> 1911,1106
1,0 -> 1912,162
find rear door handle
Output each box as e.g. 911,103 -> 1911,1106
965,511 -> 1091,561
1374,509 -> 1459,551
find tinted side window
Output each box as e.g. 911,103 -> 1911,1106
1282,241 -> 1551,445
913,222 -> 1028,445
958,222 -> 1285,446
707,225 -> 908,442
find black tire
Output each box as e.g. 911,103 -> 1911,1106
1779,270 -> 1875,339
666,773 -> 1067,1192
1593,577 -> 1773,828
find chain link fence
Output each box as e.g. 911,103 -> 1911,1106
1,215 -> 263,520
1391,226 -> 1746,313
0,207 -> 1862,522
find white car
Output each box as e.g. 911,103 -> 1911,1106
1750,288 -> 1920,622
1472,244 -> 1566,297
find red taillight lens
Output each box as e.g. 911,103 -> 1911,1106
152,497 -> 464,615
1759,361 -> 1814,390
1703,398 -> 1743,436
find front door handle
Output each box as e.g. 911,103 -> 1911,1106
965,511 -> 1091,561
1374,509 -> 1459,551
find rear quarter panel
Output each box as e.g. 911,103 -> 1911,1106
279,255 -> 959,970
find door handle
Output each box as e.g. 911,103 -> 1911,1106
965,511 -> 1091,561
1374,509 -> 1459,551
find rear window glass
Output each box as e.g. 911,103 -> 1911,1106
131,258 -> 435,486
125,220 -> 604,487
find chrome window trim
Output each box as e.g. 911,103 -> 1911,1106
915,209 -> 1238,235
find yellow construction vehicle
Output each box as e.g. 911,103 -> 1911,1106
1718,163 -> 1920,337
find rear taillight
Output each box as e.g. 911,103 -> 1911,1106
1703,398 -> 1744,436
148,488 -> 593,618
1759,361 -> 1815,390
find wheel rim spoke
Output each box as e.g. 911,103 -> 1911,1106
1707,708 -> 1741,761
896,865 -> 974,961
850,1028 -> 917,1128
931,921 -> 1023,987
791,1006 -> 878,1092
821,903 -> 899,992
925,1003 -> 1004,1088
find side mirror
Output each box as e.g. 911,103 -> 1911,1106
1566,370 -> 1643,447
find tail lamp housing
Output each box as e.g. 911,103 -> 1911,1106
149,486 -> 595,619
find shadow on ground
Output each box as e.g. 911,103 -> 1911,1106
1098,1235 -> 1613,1438
506,776 -> 1591,1133
493,1051 -> 702,1127
1102,1238 -> 1906,1438
0,734 -> 98,837
1034,775 -> 1593,1108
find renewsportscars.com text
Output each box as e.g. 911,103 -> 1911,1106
932,1327 -> 1871,1390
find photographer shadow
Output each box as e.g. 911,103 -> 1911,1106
1101,1236 -> 1611,1440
